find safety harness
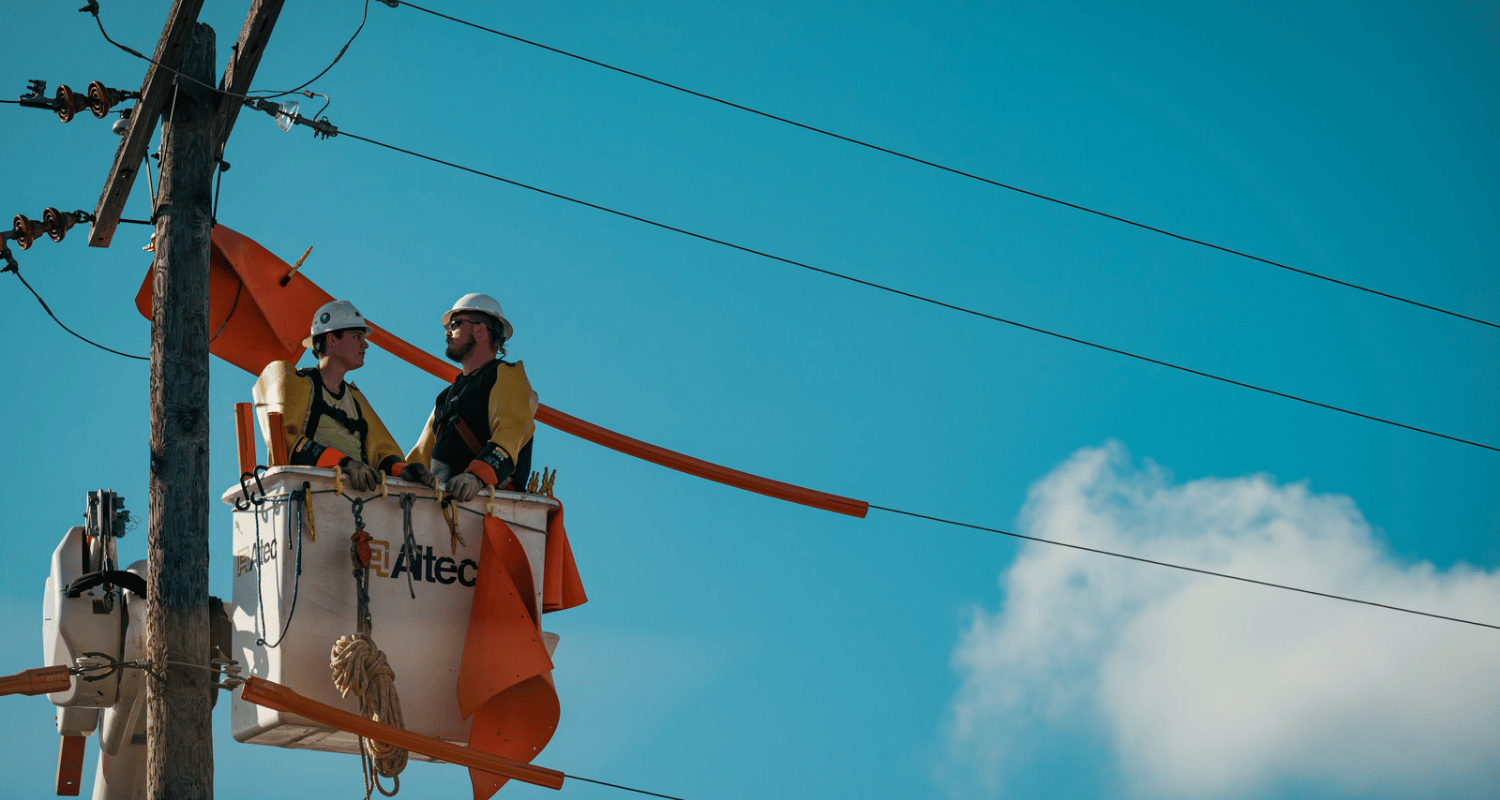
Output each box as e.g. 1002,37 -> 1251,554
297,367 -> 370,463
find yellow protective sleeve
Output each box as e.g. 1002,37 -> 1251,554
252,361 -> 317,464
483,361 -> 538,470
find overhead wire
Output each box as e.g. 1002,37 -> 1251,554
337,126 -> 1498,455
68,2 -> 1498,411
5,267 -> 147,360
568,775 -> 692,800
80,0 -> 366,102
381,0 -> 1499,332
869,505 -> 1500,632
253,0 -> 370,100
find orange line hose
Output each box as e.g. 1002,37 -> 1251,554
365,323 -> 868,518
238,678 -> 564,790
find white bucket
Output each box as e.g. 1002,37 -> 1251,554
226,467 -> 559,757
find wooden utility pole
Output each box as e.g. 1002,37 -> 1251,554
85,2 -> 283,797
146,22 -> 216,800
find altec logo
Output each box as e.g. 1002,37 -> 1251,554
233,539 -> 277,578
367,539 -> 479,587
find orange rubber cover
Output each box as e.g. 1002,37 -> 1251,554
56,735 -> 86,796
235,402 -> 257,475
542,503 -> 587,613
457,516 -> 562,800
0,665 -> 71,697
238,677 -> 564,791
266,411 -> 289,467
364,324 -> 868,518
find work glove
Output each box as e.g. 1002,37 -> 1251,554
446,471 -> 484,503
430,460 -> 452,485
340,458 -> 380,493
399,462 -> 437,488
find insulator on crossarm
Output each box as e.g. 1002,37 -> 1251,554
87,81 -> 138,119
43,208 -> 89,243
54,84 -> 86,123
13,215 -> 48,250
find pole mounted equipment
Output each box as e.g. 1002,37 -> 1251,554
17,79 -> 56,111
11,209 -> 94,249
13,80 -> 139,122
54,84 -> 89,122
245,97 -> 339,139
87,81 -> 140,118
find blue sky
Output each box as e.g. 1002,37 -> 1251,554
2,1 -> 1496,799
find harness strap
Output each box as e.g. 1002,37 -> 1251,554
300,368 -> 369,458
452,417 -> 484,457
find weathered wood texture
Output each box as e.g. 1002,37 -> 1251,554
212,0 -> 288,153
88,0 -> 206,248
146,23 -> 216,800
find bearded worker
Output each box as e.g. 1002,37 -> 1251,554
406,293 -> 538,502
253,300 -> 436,492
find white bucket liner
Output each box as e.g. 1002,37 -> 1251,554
226,467 -> 560,757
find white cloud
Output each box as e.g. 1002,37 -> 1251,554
944,443 -> 1500,799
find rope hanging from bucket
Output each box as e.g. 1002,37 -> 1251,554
331,633 -> 408,797
333,496 -> 408,798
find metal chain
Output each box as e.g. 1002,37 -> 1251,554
398,493 -> 418,599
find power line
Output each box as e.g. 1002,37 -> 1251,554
5,265 -> 147,360
871,505 -> 1500,632
570,774 -> 691,800
337,126 -> 1499,455
80,0 -> 365,102
253,0 -> 369,100
382,1 -> 1499,332
69,1 -> 1498,331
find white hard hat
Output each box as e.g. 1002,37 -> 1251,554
303,300 -> 370,348
442,293 -> 513,341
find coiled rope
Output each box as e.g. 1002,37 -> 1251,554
331,633 -> 408,797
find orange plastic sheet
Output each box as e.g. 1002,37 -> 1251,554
135,224 -> 868,518
458,516 -> 561,800
134,225 -> 335,373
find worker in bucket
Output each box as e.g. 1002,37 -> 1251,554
406,293 -> 538,502
253,300 -> 437,491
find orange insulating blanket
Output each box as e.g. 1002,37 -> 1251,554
458,514 -> 577,800
542,503 -> 586,612
134,224 -> 868,518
